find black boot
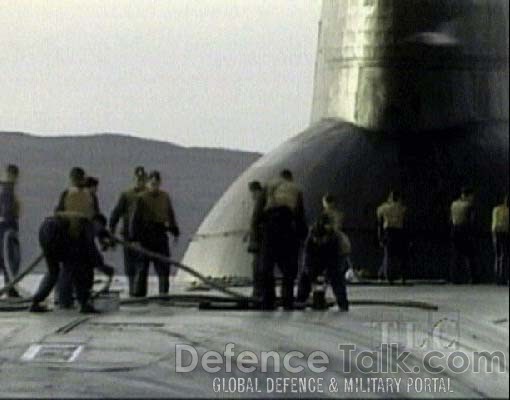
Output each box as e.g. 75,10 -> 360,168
133,269 -> 148,297
29,303 -> 51,313
158,276 -> 170,295
7,288 -> 21,298
128,276 -> 136,297
80,303 -> 101,314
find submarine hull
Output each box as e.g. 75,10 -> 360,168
183,119 -> 509,281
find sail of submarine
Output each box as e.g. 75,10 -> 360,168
182,0 -> 509,281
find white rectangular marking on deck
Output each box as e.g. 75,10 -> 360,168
21,344 -> 84,363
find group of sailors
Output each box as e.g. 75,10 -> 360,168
246,170 -> 509,311
247,170 -> 350,311
0,163 -> 508,314
375,187 -> 509,285
0,164 -> 180,313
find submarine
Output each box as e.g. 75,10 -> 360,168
183,0 -> 509,281
0,1 -> 508,398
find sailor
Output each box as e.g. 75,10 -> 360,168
258,169 -> 308,310
0,164 -> 21,298
377,190 -> 409,284
450,187 -> 479,284
321,193 -> 357,281
492,194 -> 509,285
109,166 -> 147,296
53,167 -> 99,312
322,193 -> 344,233
246,180 -> 265,299
130,170 -> 180,297
297,212 -> 349,311
29,212 -> 109,313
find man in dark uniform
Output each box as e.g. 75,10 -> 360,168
492,194 -> 509,285
450,187 -> 479,284
0,164 -> 21,298
258,169 -> 307,310
246,181 -> 265,299
377,190 -> 409,284
130,170 -> 180,297
109,167 -> 147,296
29,212 -> 109,313
297,213 -> 349,311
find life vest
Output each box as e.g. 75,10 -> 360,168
57,187 -> 95,238
139,191 -> 171,225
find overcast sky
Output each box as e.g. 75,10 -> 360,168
0,0 -> 322,153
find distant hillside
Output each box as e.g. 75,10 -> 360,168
0,132 -> 260,272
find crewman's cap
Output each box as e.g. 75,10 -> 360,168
280,169 -> 293,180
3,164 -> 19,182
134,166 -> 146,179
70,167 -> 86,183
148,170 -> 161,182
6,164 -> 19,176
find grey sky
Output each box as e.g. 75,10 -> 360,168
1,0 -> 322,153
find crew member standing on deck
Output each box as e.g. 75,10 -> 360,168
377,190 -> 409,284
492,193 -> 509,285
450,187 -> 479,284
130,170 -> 180,297
109,167 -> 147,296
258,169 -> 308,310
0,164 -> 21,298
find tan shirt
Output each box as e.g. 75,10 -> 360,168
377,201 -> 407,229
450,199 -> 473,226
58,187 -> 95,220
492,205 -> 509,233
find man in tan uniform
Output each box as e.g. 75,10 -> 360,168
130,170 -> 180,297
109,166 -> 147,296
377,190 -> 408,284
450,187 -> 479,284
492,194 -> 509,285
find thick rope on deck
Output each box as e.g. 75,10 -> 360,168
0,234 -> 439,312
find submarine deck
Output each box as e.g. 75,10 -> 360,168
0,278 -> 508,398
